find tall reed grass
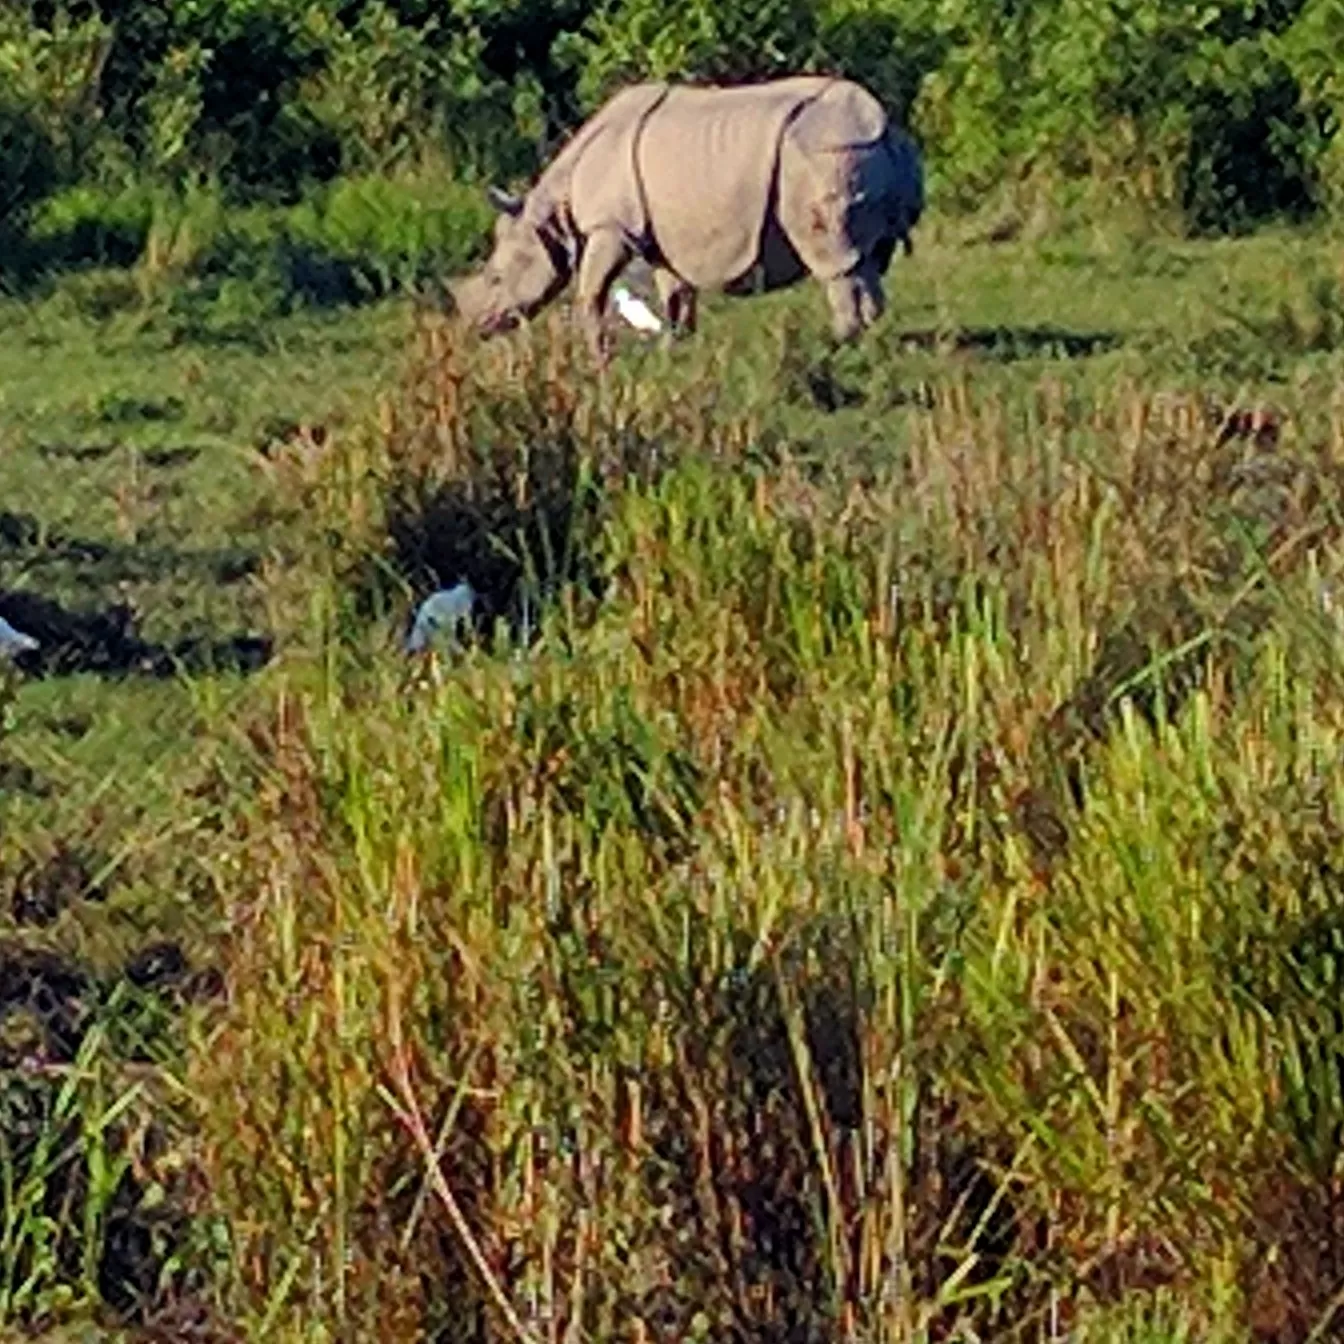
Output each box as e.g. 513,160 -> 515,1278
193,316 -> 1344,1342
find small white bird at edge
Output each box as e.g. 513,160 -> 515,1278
611,285 -> 663,335
0,617 -> 38,658
405,582 -> 476,654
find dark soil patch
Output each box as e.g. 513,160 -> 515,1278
0,520 -> 261,587
45,712 -> 93,739
0,758 -> 52,796
0,510 -> 42,548
800,360 -> 865,412
142,445 -> 204,469
36,441 -> 119,463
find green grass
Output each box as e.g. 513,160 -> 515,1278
4,215 -> 1344,1340
0,292 -> 407,815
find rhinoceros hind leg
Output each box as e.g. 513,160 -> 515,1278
674,289 -> 698,336
653,268 -> 697,338
857,260 -> 886,326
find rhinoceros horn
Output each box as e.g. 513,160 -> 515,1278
487,185 -> 524,216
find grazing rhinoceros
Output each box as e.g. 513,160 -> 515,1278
448,75 -> 924,363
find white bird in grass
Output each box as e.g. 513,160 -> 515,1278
405,582 -> 476,654
0,617 -> 38,658
610,285 -> 663,335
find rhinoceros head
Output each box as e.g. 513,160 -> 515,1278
450,186 -> 572,337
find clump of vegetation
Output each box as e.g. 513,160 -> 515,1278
20,173 -> 492,337
175,311 -> 1344,1342
2,0 -> 1344,313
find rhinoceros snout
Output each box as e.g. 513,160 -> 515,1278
444,283 -> 519,339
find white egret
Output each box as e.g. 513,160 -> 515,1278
610,285 -> 663,335
405,582 -> 476,653
0,617 -> 38,658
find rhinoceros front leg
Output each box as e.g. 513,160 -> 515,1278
576,227 -> 633,366
653,267 -> 697,339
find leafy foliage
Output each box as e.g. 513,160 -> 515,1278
0,0 -> 1339,242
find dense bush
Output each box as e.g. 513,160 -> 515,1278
0,0 -> 1341,291
24,182 -> 157,269
284,172 -> 494,294
0,2 -> 110,224
9,171 -> 491,321
1276,0 -> 1344,210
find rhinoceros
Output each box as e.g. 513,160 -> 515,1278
449,75 -> 924,363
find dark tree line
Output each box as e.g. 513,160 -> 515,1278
1,0 -> 1341,231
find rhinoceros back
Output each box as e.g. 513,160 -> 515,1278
552,82 -> 672,241
627,77 -> 847,290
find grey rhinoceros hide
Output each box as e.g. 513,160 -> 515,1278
451,75 -> 924,358
581,77 -> 830,289
632,76 -> 896,290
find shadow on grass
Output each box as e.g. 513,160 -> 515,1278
36,441 -> 119,464
37,442 -> 203,469
0,589 -> 271,679
781,324 -> 1120,415
895,324 -> 1122,361
1,507 -> 260,588
375,430 -> 610,647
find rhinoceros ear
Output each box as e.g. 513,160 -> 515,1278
487,185 -> 524,217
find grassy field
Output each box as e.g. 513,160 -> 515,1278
2,216 -> 1344,1342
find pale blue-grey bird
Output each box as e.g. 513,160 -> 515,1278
405,582 -> 476,653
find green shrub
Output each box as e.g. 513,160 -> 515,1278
0,99 -> 58,224
5,0 -> 1343,246
283,2 -> 456,177
46,266 -> 145,321
283,172 -> 494,299
555,0 -> 944,127
911,0 -> 1328,227
152,174 -> 492,326
1276,0 -> 1344,214
12,172 -> 493,328
26,182 -> 157,270
79,0 -> 548,196
0,2 -> 112,185
557,0 -> 822,103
